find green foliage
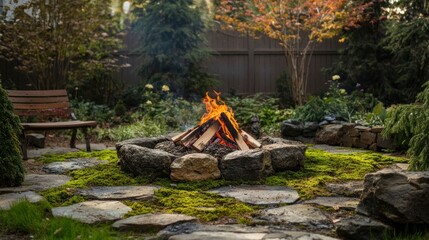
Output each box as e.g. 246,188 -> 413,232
0,201 -> 47,233
226,95 -> 294,134
332,0 -> 429,104
70,100 -> 115,125
294,76 -> 383,125
94,117 -> 168,141
383,81 -> 429,170
0,200 -> 120,239
0,85 -> 24,187
134,0 -> 215,97
0,0 -> 123,90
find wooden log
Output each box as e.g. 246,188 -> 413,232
181,119 -> 214,147
171,127 -> 197,143
219,112 -> 249,150
192,121 -> 221,151
241,130 -> 262,148
220,112 -> 239,139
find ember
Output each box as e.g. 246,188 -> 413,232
172,92 -> 261,151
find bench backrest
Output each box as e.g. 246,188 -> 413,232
7,89 -> 71,119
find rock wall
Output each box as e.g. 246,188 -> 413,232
281,120 -> 396,151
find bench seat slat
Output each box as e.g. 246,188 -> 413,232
7,90 -> 68,97
13,102 -> 69,110
8,96 -> 70,103
22,121 -> 97,130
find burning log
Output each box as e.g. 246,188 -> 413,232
172,92 -> 261,151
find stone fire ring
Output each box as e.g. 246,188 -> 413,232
116,136 -> 307,182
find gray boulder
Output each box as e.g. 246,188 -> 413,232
315,124 -> 345,145
27,133 -> 45,148
281,120 -> 303,137
303,122 -> 320,137
220,149 -> 273,181
357,169 -> 429,224
116,136 -> 169,151
335,215 -> 393,240
170,153 -> 221,181
118,144 -> 176,178
262,143 -> 305,171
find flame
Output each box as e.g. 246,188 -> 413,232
199,91 -> 240,146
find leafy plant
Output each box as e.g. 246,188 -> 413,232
0,0 -> 123,90
226,95 -> 294,133
0,83 -> 24,187
216,0 -> 372,104
383,81 -> 429,170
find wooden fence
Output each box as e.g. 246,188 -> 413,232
115,29 -> 343,96
1,29 -> 343,96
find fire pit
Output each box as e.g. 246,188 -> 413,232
172,92 -> 260,151
116,93 -> 307,182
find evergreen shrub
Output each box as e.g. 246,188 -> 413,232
384,81 -> 429,170
0,83 -> 25,187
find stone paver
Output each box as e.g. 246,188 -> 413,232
28,147 -> 80,159
78,186 -> 160,200
112,213 -> 197,232
310,144 -> 368,154
326,181 -> 364,197
0,174 -> 71,193
52,200 -> 131,224
158,223 -> 338,240
209,185 -> 299,205
304,197 -> 360,210
258,204 -> 331,227
0,191 -> 44,210
43,158 -> 106,174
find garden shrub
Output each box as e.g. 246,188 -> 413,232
226,95 -> 294,134
383,81 -> 429,170
0,84 -> 25,187
294,75 -> 384,125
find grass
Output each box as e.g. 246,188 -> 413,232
0,200 -> 129,240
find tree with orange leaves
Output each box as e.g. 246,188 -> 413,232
216,0 -> 372,105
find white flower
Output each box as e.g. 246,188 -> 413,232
146,100 -> 152,105
161,85 -> 170,92
145,84 -> 154,90
332,75 -> 341,81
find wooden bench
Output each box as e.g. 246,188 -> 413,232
7,89 -> 97,160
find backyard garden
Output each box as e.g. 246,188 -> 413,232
0,0 -> 428,240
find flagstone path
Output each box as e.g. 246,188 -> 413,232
0,144 -> 390,239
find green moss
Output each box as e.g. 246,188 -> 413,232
125,188 -> 256,223
38,148 -> 408,223
37,150 -> 118,163
265,148 -> 408,199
